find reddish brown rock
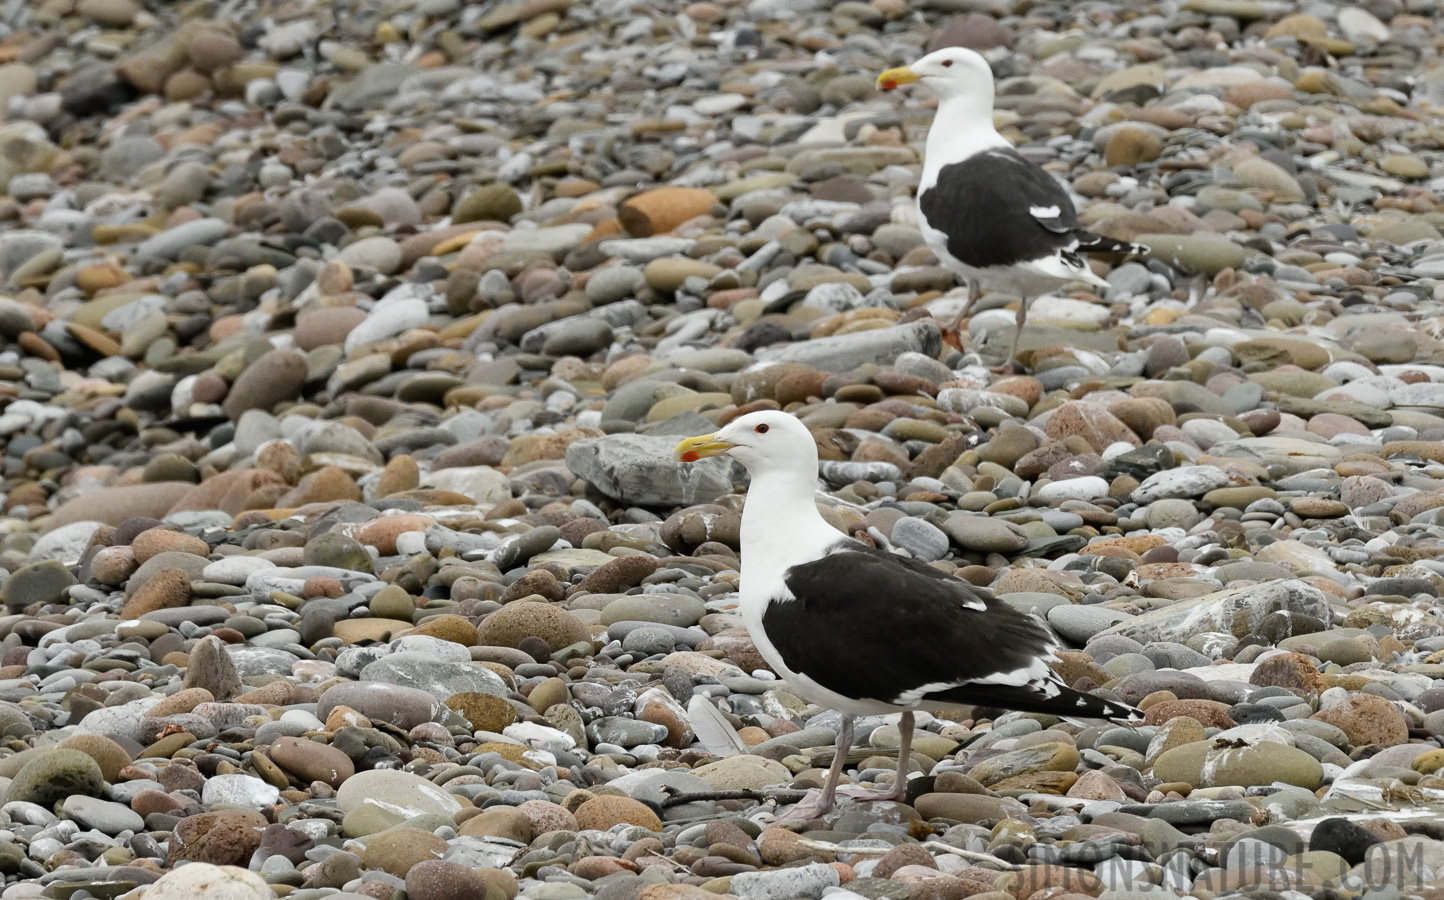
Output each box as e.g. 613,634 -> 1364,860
132,788 -> 187,818
360,828 -> 449,878
458,806 -> 532,842
1012,441 -> 1081,480
45,483 -> 194,531
120,568 -> 191,620
406,859 -> 493,900
1044,401 -> 1141,454
574,556 -> 662,593
502,569 -> 570,604
618,187 -> 717,237
169,469 -> 289,516
1314,693 -> 1410,748
1357,818 -> 1407,842
115,53 -> 174,94
928,12 -> 1014,51
187,29 -> 243,73
59,734 -> 132,782
354,514 -> 435,555
304,576 -> 344,599
635,688 -> 694,749
407,615 -> 478,646
445,693 -> 516,732
757,827 -> 834,865
697,628 -> 770,673
475,601 -> 588,650
873,844 -> 937,879
573,856 -> 635,880
1067,770 -> 1129,801
294,307 -> 368,351
515,799 -> 577,837
234,682 -> 303,705
1107,397 -> 1176,441
376,455 -> 421,497
1238,408 -> 1280,436
574,796 -> 662,831
269,737 -> 354,787
1105,127 -> 1163,167
222,348 -> 307,420
639,886 -> 729,900
131,529 -> 210,563
169,810 -> 268,865
1224,82 -> 1297,109
1050,651 -> 1112,688
90,546 -> 138,585
1142,700 -> 1237,729
1249,652 -> 1325,694
78,0 -> 140,26
278,466 -> 361,507
907,875 -> 998,900
145,687 -> 214,718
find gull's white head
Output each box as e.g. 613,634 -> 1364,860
673,410 -> 816,476
877,47 -> 995,103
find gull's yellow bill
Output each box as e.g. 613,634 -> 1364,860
674,433 -> 734,463
876,66 -> 919,91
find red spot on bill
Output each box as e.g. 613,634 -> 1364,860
680,451 -> 700,463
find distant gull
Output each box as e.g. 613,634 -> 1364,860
878,47 -> 1144,366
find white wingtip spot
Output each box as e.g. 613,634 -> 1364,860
1030,205 -> 1060,218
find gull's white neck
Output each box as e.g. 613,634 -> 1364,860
920,90 -> 1011,191
738,462 -> 843,613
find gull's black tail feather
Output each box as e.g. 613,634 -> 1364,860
1076,233 -> 1148,257
934,679 -> 1145,725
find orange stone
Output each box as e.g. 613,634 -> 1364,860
324,705 -> 370,732
353,514 -> 435,555
617,187 -> 718,237
17,331 -> 59,362
66,323 -> 120,356
76,262 -> 130,294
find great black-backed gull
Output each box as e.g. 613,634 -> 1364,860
877,47 -> 1144,366
675,410 -> 1142,817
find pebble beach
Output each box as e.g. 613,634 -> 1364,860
5,0 -> 1444,898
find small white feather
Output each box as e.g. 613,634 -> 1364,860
687,694 -> 747,757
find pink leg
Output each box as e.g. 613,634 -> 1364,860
889,710 -> 914,801
832,710 -> 915,803
775,715 -> 855,820
949,279 -> 981,334
1006,298 -> 1029,368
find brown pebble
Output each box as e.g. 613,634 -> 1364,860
354,514 -> 435,555
618,187 -> 717,237
574,796 -> 662,832
304,576 -> 344,598
269,736 -> 355,788
131,529 -> 210,564
169,809 -> 268,865
1313,693 -> 1410,748
360,828 -> 450,878
120,568 -> 191,619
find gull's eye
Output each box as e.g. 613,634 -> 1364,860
941,59 -> 953,67
755,424 -> 770,434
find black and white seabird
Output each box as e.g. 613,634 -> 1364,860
675,410 -> 1142,817
877,47 -> 1144,365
